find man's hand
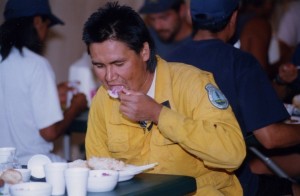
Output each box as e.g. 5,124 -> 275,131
57,81 -> 80,106
118,88 -> 162,124
70,93 -> 88,113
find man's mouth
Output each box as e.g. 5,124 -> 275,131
107,86 -> 124,99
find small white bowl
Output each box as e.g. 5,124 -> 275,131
14,169 -> 31,182
9,182 -> 52,196
87,170 -> 119,192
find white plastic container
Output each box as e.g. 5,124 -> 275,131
67,52 -> 100,107
0,147 -> 16,163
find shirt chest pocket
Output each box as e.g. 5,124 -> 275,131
107,126 -> 129,153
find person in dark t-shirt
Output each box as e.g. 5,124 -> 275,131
166,0 -> 300,195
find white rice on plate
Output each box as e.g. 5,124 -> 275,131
87,157 -> 126,170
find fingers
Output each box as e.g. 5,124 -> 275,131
121,88 -> 133,95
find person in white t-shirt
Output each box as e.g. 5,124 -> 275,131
0,0 -> 87,164
277,0 -> 300,64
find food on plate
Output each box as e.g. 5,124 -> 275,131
102,172 -> 110,176
0,169 -> 22,184
87,157 -> 126,170
68,159 -> 88,168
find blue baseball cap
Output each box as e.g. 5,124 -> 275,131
139,0 -> 183,14
4,0 -> 64,26
190,0 -> 240,26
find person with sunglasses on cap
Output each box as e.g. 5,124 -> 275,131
83,2 -> 246,195
139,0 -> 192,59
0,0 -> 87,164
166,0 -> 300,195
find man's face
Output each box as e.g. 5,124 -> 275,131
147,9 -> 182,43
89,40 -> 150,93
33,16 -> 51,42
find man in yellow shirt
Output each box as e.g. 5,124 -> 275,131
83,2 -> 246,195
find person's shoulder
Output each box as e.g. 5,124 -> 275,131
19,48 -> 53,74
166,60 -> 214,82
228,43 -> 256,58
22,48 -> 50,65
244,16 -> 271,33
218,41 -> 256,61
165,39 -> 197,61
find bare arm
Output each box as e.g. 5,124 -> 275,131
40,93 -> 87,141
254,123 -> 300,149
240,17 -> 272,73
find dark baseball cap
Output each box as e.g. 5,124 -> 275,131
4,0 -> 64,26
139,0 -> 183,14
190,0 -> 240,26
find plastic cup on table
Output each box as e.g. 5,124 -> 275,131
64,167 -> 89,196
0,147 -> 16,163
44,162 -> 68,195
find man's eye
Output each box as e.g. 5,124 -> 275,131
115,62 -> 124,66
94,64 -> 103,68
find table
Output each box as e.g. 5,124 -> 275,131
28,170 -> 197,195
71,173 -> 196,196
64,109 -> 89,160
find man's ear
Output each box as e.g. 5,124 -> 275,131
229,10 -> 238,29
33,16 -> 43,29
227,10 -> 238,39
179,3 -> 188,19
141,42 -> 150,61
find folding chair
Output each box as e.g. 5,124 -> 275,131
248,146 -> 300,184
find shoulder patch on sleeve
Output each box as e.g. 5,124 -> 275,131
205,83 -> 229,109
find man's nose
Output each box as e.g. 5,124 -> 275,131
152,19 -> 164,31
105,66 -> 116,81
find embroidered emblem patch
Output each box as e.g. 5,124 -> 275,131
205,84 -> 229,109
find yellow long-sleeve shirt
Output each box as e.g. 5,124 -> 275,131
86,57 -> 246,195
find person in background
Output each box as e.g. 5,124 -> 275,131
165,0 -> 300,195
234,0 -> 276,78
0,0 -> 87,165
139,0 -> 192,59
272,43 -> 300,103
83,2 -> 246,195
276,0 -> 300,66
67,51 -> 101,108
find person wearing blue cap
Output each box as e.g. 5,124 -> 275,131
166,0 -> 300,195
139,0 -> 192,59
0,0 -> 87,164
